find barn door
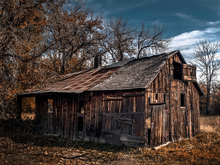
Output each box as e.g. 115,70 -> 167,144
149,104 -> 168,147
102,97 -> 122,145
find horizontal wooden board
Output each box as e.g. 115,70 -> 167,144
120,134 -> 144,143
102,112 -> 144,116
123,94 -> 145,97
102,96 -> 123,101
101,130 -> 120,135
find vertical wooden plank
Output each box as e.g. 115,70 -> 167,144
153,107 -> 157,146
184,107 -> 187,138
162,105 -> 165,144
64,96 -> 68,138
144,91 -> 148,148
56,97 -> 60,136
155,107 -> 158,146
150,106 -> 155,147
52,97 -> 55,134
170,92 -> 174,141
53,97 -> 57,135
68,95 -> 72,139
175,93 -> 178,141
190,82 -> 194,137
98,93 -> 102,141
62,97 -> 65,137
63,97 -> 66,138
159,72 -> 162,93
65,97 -> 69,138
159,106 -> 162,144
197,91 -> 200,134
155,107 -> 159,146
70,94 -> 74,140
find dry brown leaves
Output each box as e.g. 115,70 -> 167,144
0,120 -> 220,165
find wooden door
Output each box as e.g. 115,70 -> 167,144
102,95 -> 145,146
102,98 -> 122,145
149,104 -> 168,147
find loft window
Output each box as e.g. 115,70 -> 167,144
181,94 -> 185,107
173,62 -> 182,80
155,93 -> 158,100
78,100 -> 84,114
48,99 -> 53,113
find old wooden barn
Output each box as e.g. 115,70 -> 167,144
18,50 -> 203,148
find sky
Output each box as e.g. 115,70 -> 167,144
87,0 -> 220,62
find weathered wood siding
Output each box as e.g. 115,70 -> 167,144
145,53 -> 200,147
35,90 -> 146,146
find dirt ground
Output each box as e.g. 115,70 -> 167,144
0,116 -> 220,165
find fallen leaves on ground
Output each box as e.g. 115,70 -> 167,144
0,119 -> 220,164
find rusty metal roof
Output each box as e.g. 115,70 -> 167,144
19,50 -> 198,96
26,67 -> 119,94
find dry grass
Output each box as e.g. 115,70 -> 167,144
200,116 -> 220,134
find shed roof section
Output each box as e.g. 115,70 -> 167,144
32,67 -> 119,94
90,51 -> 176,91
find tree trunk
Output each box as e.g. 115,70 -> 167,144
206,87 -> 210,115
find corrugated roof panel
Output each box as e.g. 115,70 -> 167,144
33,67 -> 119,94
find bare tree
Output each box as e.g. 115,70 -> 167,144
103,17 -> 170,63
193,39 -> 220,115
105,17 -> 136,62
136,23 -> 171,58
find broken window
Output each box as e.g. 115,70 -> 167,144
48,99 -> 53,113
78,100 -> 84,114
173,62 -> 182,80
181,94 -> 185,107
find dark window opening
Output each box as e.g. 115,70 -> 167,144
78,117 -> 84,132
148,128 -> 151,145
48,99 -> 53,113
173,62 -> 182,80
78,100 -> 84,113
181,94 -> 185,107
155,93 -> 158,100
